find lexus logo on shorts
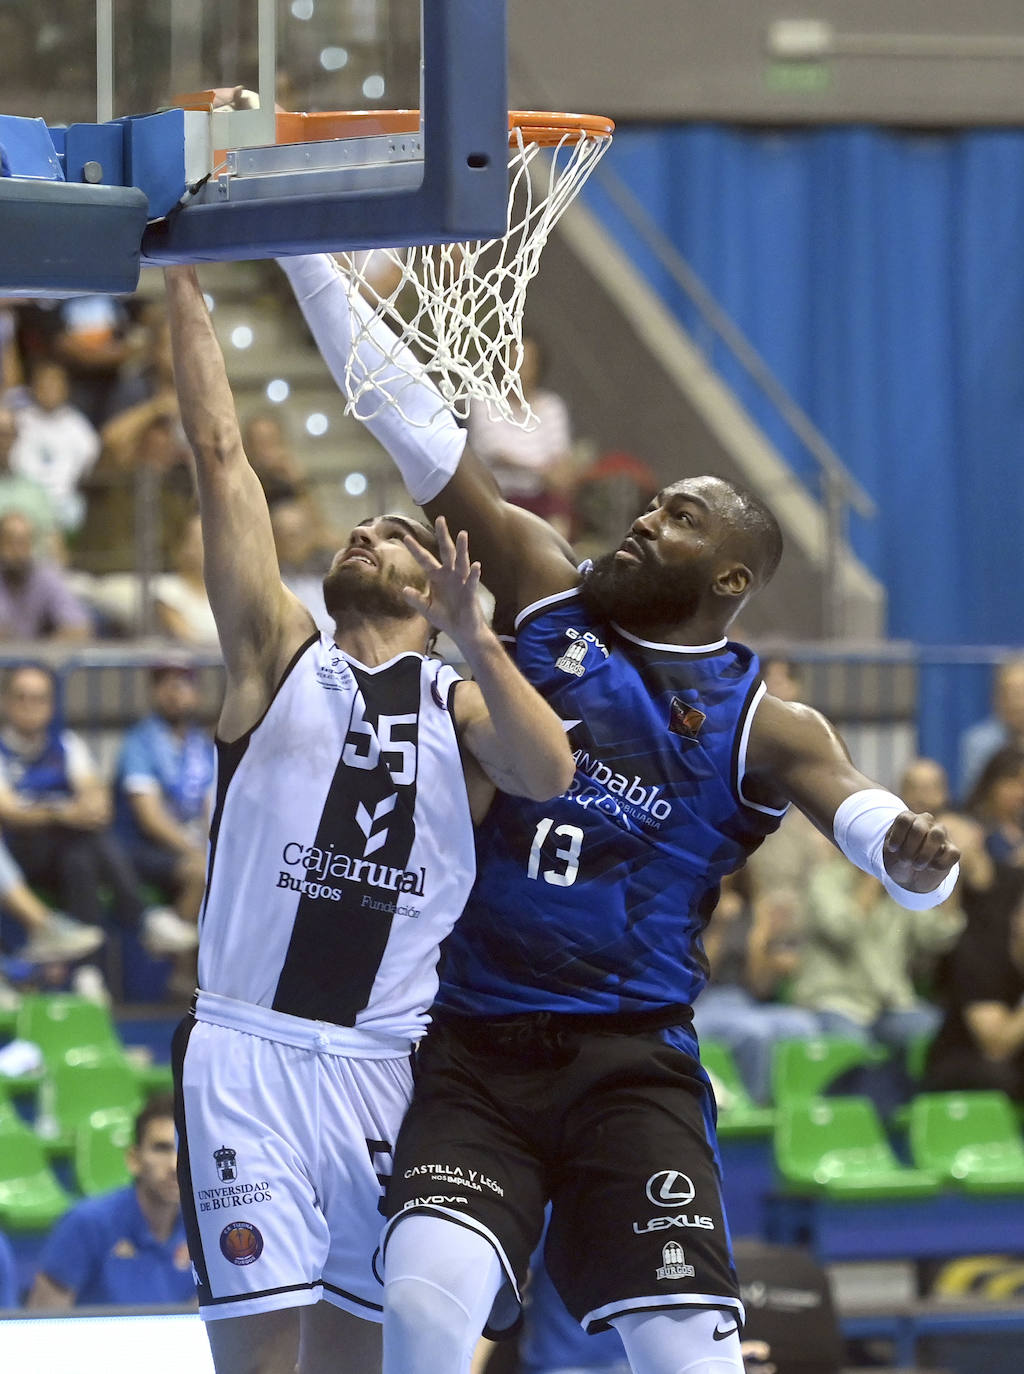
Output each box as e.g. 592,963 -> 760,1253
645,1171 -> 696,1208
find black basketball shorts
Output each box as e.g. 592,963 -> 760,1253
382,1013 -> 742,1334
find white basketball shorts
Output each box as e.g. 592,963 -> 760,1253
173,990 -> 413,1323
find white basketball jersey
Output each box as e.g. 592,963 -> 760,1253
198,633 -> 476,1041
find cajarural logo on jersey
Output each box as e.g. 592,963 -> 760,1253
277,840 -> 426,901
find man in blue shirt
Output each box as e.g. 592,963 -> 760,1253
26,1093 -> 194,1309
115,662 -> 215,927
0,663 -> 197,959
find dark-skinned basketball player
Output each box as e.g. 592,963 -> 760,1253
163,265 -> 573,1374
282,252 -> 960,1374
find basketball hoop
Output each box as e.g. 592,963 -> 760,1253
325,110 -> 614,429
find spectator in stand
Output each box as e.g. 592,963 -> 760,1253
0,511 -> 91,642
242,410 -> 338,557
8,359 -> 100,532
26,1093 -> 195,1309
103,310 -> 175,421
692,875 -> 819,1104
269,497 -> 332,633
791,856 -> 964,1055
79,402 -> 196,589
152,511 -> 219,648
924,891 -> 1024,1102
466,334 -> 576,537
0,832 -> 104,965
0,1228 -> 17,1308
900,757 -> 1002,933
571,449 -> 658,566
966,746 -> 1024,874
958,658 -> 1024,801
0,404 -> 60,558
241,409 -> 309,505
51,293 -> 134,429
114,662 -> 214,927
0,300 -> 22,395
0,664 -> 197,958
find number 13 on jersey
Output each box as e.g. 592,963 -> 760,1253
528,817 -> 584,887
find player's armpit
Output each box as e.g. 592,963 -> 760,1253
743,694 -> 864,833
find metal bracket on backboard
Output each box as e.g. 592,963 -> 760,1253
195,133 -> 426,205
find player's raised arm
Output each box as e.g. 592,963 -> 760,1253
746,694 -> 961,907
401,518 -> 574,802
279,253 -> 575,616
164,267 -> 312,728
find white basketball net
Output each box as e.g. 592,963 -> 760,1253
337,123 -> 612,430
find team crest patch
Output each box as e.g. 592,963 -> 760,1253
555,638 -> 589,677
220,1221 -> 264,1266
669,697 -> 706,740
656,1242 -> 695,1281
214,1145 -> 237,1181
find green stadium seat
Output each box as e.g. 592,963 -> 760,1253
15,993 -> 121,1069
37,1052 -> 144,1153
700,1040 -> 775,1137
774,1097 -> 942,1199
0,1118 -> 74,1231
908,1092 -> 1024,1194
74,1113 -> 135,1196
771,1036 -> 888,1106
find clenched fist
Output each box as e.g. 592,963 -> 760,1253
883,811 -> 960,894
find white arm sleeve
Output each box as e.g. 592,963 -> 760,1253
279,253 -> 466,505
833,787 -> 960,911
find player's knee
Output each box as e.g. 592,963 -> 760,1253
383,1274 -> 481,1374
385,1273 -> 463,1334
612,1306 -> 744,1374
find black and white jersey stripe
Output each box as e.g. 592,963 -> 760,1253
199,634 -> 475,1038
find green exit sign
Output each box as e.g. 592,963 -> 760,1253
766,62 -> 832,94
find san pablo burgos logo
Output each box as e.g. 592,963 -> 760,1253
657,1242 -> 694,1281
555,627 -> 609,678
634,1171 -> 715,1235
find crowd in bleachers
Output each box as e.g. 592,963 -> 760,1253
0,285 -> 1023,1372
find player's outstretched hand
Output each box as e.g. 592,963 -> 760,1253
883,811 -> 960,894
402,517 -> 488,648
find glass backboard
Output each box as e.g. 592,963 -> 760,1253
0,0 -> 509,292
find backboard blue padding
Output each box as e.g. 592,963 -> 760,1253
0,116 -> 63,181
64,123 -> 125,189
0,180 -> 147,295
120,109 -> 191,220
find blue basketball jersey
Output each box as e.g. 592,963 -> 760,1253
437,588 -> 788,1017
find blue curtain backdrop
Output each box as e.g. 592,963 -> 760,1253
583,125 -> 1024,783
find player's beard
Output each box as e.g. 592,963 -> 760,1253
322,562 -> 425,627
579,548 -> 704,630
